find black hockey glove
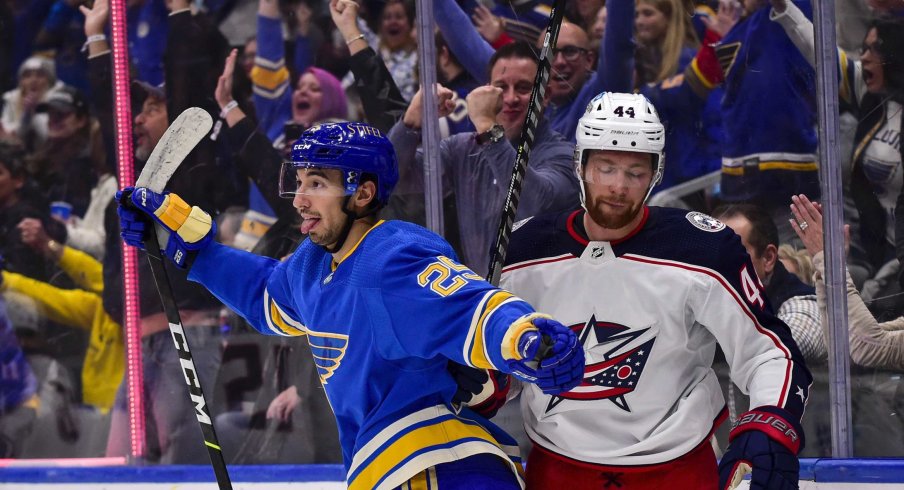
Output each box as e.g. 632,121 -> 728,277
447,362 -> 511,418
718,406 -> 802,490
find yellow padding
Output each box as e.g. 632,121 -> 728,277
502,313 -> 549,361
176,206 -> 213,243
722,161 -> 818,176
269,300 -> 307,336
349,418 -> 501,490
155,194 -> 191,230
468,291 -> 516,369
250,65 -> 290,91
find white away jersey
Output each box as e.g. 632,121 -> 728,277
501,207 -> 811,467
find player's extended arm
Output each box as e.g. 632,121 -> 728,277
501,315 -> 585,395
705,231 -> 810,490
118,186 -> 306,336
448,315 -> 585,413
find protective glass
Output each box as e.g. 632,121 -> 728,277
278,162 -> 354,198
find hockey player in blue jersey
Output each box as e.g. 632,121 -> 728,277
115,121 -> 585,490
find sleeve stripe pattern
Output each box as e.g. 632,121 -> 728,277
838,49 -> 851,104
622,254 -> 794,407
722,152 -> 817,176
690,57 -> 717,90
262,289 -> 307,336
346,405 -> 524,490
463,290 -> 518,370
250,56 -> 290,100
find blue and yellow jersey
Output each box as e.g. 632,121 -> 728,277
688,1 -> 820,202
190,220 -> 531,489
250,14 -> 293,146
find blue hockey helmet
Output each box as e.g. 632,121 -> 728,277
279,122 -> 399,207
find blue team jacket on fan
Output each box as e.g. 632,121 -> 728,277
189,220 -> 530,489
714,1 -> 819,202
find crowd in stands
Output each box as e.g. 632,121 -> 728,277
0,0 -> 902,465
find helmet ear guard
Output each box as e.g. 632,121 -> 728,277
281,122 -> 400,208
574,92 -> 665,206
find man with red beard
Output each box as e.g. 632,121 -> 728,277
497,92 -> 812,490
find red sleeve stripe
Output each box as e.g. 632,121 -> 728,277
501,254 -> 576,274
621,254 -> 794,407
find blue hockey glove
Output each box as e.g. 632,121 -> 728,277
116,186 -> 216,268
505,316 -> 584,395
447,362 -> 511,418
117,199 -> 150,249
718,407 -> 802,490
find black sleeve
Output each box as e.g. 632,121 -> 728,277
165,9 -> 242,215
223,117 -> 295,221
0,3 -> 13,92
348,47 -> 408,134
896,118 -> 904,265
88,53 -> 118,169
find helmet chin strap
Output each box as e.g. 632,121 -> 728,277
321,195 -> 381,255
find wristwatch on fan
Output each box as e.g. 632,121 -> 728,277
476,124 -> 505,145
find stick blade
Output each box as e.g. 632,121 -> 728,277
135,107 -> 213,192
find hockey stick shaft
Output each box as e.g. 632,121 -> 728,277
486,0 -> 566,286
142,233 -> 233,490
125,108 -> 232,489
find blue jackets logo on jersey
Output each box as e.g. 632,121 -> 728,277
686,211 -> 726,232
546,316 -> 656,413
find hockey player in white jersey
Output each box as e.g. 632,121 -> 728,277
497,93 -> 812,489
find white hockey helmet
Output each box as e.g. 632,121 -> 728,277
574,92 -> 665,206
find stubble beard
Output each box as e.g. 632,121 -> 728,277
135,144 -> 151,162
586,193 -> 642,230
306,213 -> 345,251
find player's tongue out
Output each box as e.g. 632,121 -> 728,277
301,216 -> 320,234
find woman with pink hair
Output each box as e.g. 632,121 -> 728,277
250,0 -> 349,147
292,67 -> 348,129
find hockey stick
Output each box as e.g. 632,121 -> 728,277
124,108 -> 234,490
486,0 -> 566,287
